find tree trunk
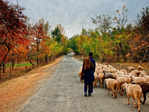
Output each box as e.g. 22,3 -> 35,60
11,59 -> 15,71
45,55 -> 48,63
36,40 -> 40,65
0,64 -> 2,79
0,48 -> 10,65
2,63 -> 5,73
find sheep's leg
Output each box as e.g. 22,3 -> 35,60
99,79 -> 101,88
107,88 -> 110,95
132,97 -> 137,108
117,83 -> 121,96
119,84 -> 123,96
103,79 -> 106,88
112,88 -> 116,98
120,87 -> 124,96
120,88 -> 124,96
97,79 -> 100,88
114,90 -> 117,98
142,92 -> 146,104
137,98 -> 141,112
100,79 -> 102,88
111,89 -> 114,97
100,78 -> 103,88
93,80 -> 97,88
96,80 -> 98,87
114,84 -> 117,98
107,89 -> 110,95
127,96 -> 130,105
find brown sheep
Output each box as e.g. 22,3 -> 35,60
116,76 -> 132,96
105,78 -> 118,98
132,82 -> 149,104
122,83 -> 143,112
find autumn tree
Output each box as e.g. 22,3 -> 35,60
0,0 -> 29,73
130,6 -> 149,62
31,20 -> 47,65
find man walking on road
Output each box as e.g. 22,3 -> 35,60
82,52 -> 96,96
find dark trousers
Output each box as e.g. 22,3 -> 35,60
84,82 -> 93,94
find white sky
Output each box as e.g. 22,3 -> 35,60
8,0 -> 149,37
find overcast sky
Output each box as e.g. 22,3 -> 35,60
9,0 -> 149,37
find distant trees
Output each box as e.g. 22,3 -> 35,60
91,14 -> 112,33
137,7 -> 149,34
69,5 -> 149,63
91,5 -> 128,34
51,24 -> 64,43
129,6 -> 149,62
51,24 -> 69,54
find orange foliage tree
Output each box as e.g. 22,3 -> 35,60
0,0 -> 29,73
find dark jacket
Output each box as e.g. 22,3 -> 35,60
82,57 -> 96,83
89,57 -> 96,73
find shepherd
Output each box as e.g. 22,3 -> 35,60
82,52 -> 96,96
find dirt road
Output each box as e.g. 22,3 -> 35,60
18,56 -> 149,112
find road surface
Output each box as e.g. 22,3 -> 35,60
18,56 -> 149,112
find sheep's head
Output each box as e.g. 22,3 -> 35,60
128,66 -> 135,72
137,65 -> 143,71
121,83 -> 128,90
129,76 -> 133,83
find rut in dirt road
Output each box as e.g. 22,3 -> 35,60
18,56 -> 149,112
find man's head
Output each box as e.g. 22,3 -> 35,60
89,52 -> 93,57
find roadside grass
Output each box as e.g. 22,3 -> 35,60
0,62 -> 33,80
6,62 -> 32,68
14,63 -> 32,67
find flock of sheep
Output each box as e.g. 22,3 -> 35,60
79,63 -> 149,112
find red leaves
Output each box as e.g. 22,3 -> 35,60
0,1 -> 26,30
0,0 -> 29,64
33,23 -> 46,40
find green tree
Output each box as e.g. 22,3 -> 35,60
51,24 -> 64,43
